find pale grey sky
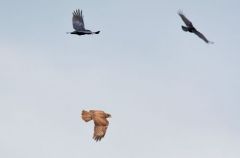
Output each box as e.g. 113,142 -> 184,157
1,0 -> 240,158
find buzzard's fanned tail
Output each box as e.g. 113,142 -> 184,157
82,110 -> 92,122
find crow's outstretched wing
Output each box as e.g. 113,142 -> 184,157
72,9 -> 85,31
193,30 -> 213,44
178,11 -> 193,27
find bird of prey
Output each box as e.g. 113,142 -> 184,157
178,10 -> 213,44
81,110 -> 111,141
67,9 -> 100,36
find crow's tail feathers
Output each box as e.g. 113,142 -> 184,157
181,26 -> 188,32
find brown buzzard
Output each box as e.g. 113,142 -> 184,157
81,110 -> 111,141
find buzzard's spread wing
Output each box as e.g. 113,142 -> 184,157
93,125 -> 108,141
72,9 -> 85,31
92,112 -> 109,141
178,11 -> 193,27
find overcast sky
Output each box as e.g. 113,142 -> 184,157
1,0 -> 240,158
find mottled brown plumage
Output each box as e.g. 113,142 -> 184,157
81,110 -> 111,141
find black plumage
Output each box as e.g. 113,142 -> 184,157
67,9 -> 100,36
178,11 -> 213,44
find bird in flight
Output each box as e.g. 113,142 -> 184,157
81,110 -> 111,141
67,9 -> 100,36
178,10 -> 213,44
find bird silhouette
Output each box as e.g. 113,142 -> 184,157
81,110 -> 111,141
178,10 -> 213,44
67,9 -> 100,36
